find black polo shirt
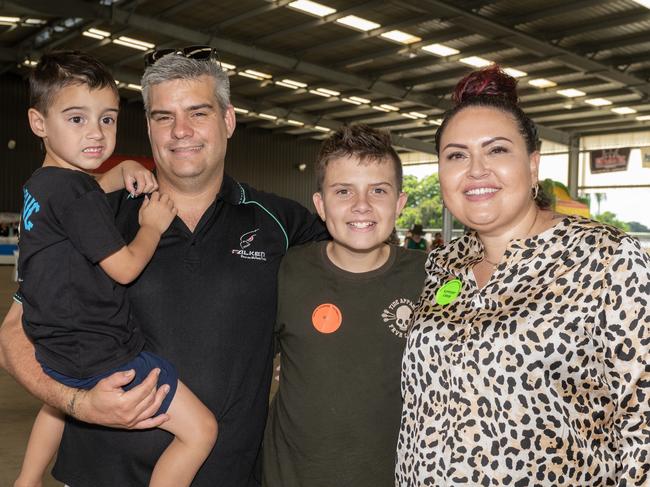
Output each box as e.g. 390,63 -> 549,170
52,174 -> 328,487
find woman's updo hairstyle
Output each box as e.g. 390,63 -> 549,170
434,65 -> 540,156
435,65 -> 550,208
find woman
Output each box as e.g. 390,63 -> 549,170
396,66 -> 650,486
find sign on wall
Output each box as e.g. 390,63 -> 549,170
641,147 -> 650,169
590,147 -> 631,173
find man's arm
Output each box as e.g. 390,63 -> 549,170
0,301 -> 169,429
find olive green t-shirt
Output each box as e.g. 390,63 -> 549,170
263,241 -> 427,487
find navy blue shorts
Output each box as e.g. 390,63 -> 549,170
40,351 -> 178,415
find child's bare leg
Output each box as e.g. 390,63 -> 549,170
14,404 -> 64,487
149,381 -> 217,487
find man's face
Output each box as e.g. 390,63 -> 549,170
146,75 -> 236,187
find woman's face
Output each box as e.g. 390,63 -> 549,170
437,106 -> 540,236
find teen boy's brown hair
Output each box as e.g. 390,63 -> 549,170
316,124 -> 403,192
29,50 -> 118,114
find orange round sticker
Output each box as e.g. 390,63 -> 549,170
312,303 -> 342,334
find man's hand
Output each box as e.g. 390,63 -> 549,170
75,368 -> 170,429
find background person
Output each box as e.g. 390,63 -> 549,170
396,65 -> 650,486
403,223 -> 428,251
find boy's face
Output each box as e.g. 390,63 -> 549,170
28,84 -> 119,172
313,155 -> 407,254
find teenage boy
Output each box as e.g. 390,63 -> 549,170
14,51 -> 216,487
263,125 -> 427,486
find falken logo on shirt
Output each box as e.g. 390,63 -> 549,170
381,298 -> 416,338
232,228 -> 267,261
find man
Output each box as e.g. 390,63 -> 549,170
0,49 -> 326,486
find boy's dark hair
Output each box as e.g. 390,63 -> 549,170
29,50 -> 119,114
316,124 -> 403,192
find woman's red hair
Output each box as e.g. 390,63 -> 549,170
452,65 -> 518,107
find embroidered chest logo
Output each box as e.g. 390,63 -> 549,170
232,228 -> 267,261
382,298 -> 416,338
22,188 -> 41,232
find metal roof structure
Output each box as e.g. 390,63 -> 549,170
1,0 -> 649,154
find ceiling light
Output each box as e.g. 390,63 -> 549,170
585,98 -> 612,106
83,31 -> 105,40
280,79 -> 307,88
528,78 -> 557,88
288,0 -> 336,17
258,113 -> 278,120
275,81 -> 301,89
114,80 -> 121,85
315,88 -> 340,96
286,119 -> 305,126
336,15 -> 380,31
233,107 -> 249,114
22,59 -> 38,68
372,105 -> 390,112
126,83 -> 142,91
309,89 -> 331,97
88,28 -> 110,37
408,112 -> 427,119
342,97 -> 363,105
380,30 -> 421,44
379,104 -> 399,111
220,61 -> 236,71
401,113 -> 418,119
428,119 -> 443,125
113,36 -> 154,51
636,115 -> 650,121
459,56 -> 492,68
421,43 -> 459,57
557,88 -> 586,98
244,69 -> 272,79
630,0 -> 650,8
314,126 -> 331,132
0,16 -> 20,23
343,96 -> 370,105
612,107 -> 637,114
503,67 -> 527,78
25,18 -> 47,25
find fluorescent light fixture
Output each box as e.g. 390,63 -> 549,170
380,30 -> 421,44
428,119 -> 443,125
379,104 -> 399,112
630,0 -> 650,8
342,96 -> 370,105
280,79 -> 307,88
243,69 -> 272,79
459,56 -> 492,68
117,36 -> 154,49
288,0 -> 336,17
275,81 -> 301,89
114,80 -> 121,85
314,126 -> 331,132
528,78 -> 557,88
401,113 -> 418,119
0,16 -> 20,23
220,61 -> 236,71
25,18 -> 47,25
421,43 -> 459,57
23,59 -> 38,68
408,112 -> 427,119
504,67 -> 527,78
309,89 -> 331,97
89,28 -> 110,37
636,115 -> 650,121
83,31 -> 105,40
336,15 -> 380,31
611,107 -> 637,114
286,119 -> 305,126
585,98 -> 612,107
372,105 -> 390,112
557,88 -> 586,97
258,113 -> 278,120
315,88 -> 340,96
126,83 -> 142,91
233,107 -> 249,114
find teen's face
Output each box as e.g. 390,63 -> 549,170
29,84 -> 119,171
146,76 -> 235,186
437,106 -> 539,235
313,156 -> 407,253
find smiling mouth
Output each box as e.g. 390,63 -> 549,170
170,145 -> 203,153
464,187 -> 499,196
82,147 -> 103,154
348,221 -> 376,229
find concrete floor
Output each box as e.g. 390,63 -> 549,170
0,265 -> 60,486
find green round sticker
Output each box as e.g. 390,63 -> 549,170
435,279 -> 462,306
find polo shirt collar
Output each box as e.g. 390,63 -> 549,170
217,174 -> 245,206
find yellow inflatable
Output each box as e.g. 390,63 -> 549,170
550,182 -> 590,218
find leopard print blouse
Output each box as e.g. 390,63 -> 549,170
397,216 -> 650,486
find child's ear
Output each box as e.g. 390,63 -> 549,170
395,191 -> 408,215
312,192 -> 326,222
28,108 -> 47,138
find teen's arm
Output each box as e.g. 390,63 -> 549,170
99,192 -> 177,285
96,160 -> 158,195
0,302 -> 169,429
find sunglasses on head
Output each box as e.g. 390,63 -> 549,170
144,45 -> 220,68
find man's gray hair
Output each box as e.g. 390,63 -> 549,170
141,54 -> 231,114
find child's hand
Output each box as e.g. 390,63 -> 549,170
121,160 -> 158,196
138,192 -> 177,234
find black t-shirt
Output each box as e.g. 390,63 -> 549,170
52,174 -> 328,487
17,167 -> 142,378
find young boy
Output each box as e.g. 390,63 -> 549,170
262,125 -> 427,486
14,51 -> 216,487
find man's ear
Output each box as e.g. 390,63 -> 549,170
224,105 -> 237,139
28,108 -> 47,138
312,192 -> 326,222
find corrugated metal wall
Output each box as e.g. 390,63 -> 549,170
0,74 -> 321,213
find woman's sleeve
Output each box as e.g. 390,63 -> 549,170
598,237 -> 650,485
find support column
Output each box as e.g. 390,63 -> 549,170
442,205 -> 453,244
568,135 -> 580,199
